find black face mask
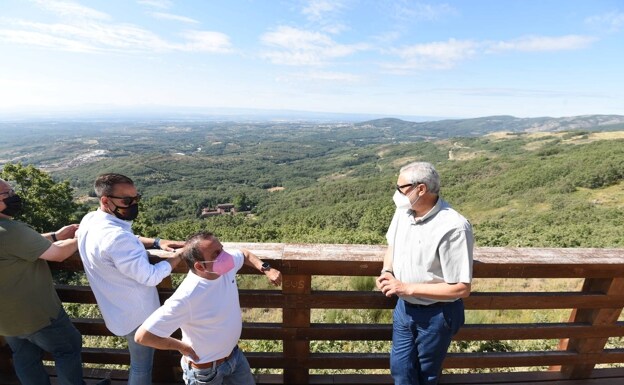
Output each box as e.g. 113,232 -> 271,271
111,202 -> 139,221
1,195 -> 23,217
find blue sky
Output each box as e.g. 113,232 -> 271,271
0,0 -> 623,119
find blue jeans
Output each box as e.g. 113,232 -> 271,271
124,328 -> 155,385
5,307 -> 84,385
182,346 -> 255,385
390,299 -> 465,385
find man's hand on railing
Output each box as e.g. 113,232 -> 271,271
50,224 -> 80,241
158,239 -> 185,252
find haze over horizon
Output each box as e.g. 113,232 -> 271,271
1,0 -> 623,120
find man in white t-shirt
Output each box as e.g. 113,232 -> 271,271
135,231 -> 282,385
376,162 -> 474,385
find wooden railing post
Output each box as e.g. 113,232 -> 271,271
558,277 -> 624,378
282,271 -> 311,385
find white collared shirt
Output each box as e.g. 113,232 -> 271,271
386,198 -> 474,305
77,210 -> 172,336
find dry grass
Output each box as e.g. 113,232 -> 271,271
576,182 -> 624,208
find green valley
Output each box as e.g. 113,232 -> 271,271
1,117 -> 622,248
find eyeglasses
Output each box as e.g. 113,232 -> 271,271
396,182 -> 420,195
106,194 -> 142,206
0,189 -> 16,197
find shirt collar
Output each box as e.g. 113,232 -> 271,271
96,208 -> 132,229
408,197 -> 442,224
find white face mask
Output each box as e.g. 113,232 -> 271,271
393,188 -> 422,211
393,190 -> 412,210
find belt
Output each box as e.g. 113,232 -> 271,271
186,347 -> 236,369
403,300 -> 447,308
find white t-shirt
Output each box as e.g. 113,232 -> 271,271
386,198 -> 474,305
141,250 -> 245,364
77,210 -> 173,336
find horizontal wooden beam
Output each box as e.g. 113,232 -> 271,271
299,349 -> 624,369
49,246 -> 624,278
70,319 -> 624,342
56,347 -> 624,371
57,286 -> 624,311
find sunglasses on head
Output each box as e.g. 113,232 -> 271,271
107,194 -> 142,206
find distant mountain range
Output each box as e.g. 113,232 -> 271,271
1,109 -> 623,142
356,115 -> 624,138
0,106 -> 440,123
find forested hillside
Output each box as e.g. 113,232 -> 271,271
144,131 -> 624,247
1,119 -> 623,248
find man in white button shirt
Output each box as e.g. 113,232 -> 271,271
376,162 -> 474,385
134,231 -> 282,385
77,173 -> 184,385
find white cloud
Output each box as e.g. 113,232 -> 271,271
488,35 -> 596,52
308,70 -> 360,82
0,2 -> 231,54
390,0 -> 457,22
150,12 -> 199,24
321,23 -> 348,35
382,34 -> 597,73
302,0 -> 345,22
0,19 -> 172,53
383,38 -> 478,73
441,87 -> 605,99
260,25 -> 368,66
137,0 -> 172,9
33,0 -> 110,20
0,28 -> 101,53
300,0 -> 349,35
585,11 -> 624,33
178,31 -> 233,53
377,2 -> 459,53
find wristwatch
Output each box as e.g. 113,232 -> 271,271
261,262 -> 271,272
153,237 -> 161,249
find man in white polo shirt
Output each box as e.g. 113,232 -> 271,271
77,173 -> 185,385
134,231 -> 282,385
376,161 -> 474,385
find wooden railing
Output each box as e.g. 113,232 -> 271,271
1,245 -> 624,384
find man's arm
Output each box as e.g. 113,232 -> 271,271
136,237 -> 185,269
241,249 -> 282,287
137,236 -> 184,252
43,224 -> 79,243
109,234 -> 176,287
376,246 -> 394,290
379,279 -> 471,300
38,238 -> 78,262
135,325 -> 199,361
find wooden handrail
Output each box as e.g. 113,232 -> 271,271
1,245 -> 623,385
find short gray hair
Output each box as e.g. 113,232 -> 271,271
399,162 -> 440,194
